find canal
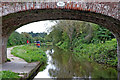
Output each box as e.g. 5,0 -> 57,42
34,46 -> 117,79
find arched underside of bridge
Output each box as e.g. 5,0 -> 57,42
1,9 -> 120,70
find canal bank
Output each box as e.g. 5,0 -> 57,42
0,46 -> 43,79
1,62 -> 41,79
34,46 -> 118,79
2,45 -> 118,79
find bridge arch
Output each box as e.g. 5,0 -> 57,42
1,1 -> 120,70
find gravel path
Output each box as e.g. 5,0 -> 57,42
7,46 -> 27,63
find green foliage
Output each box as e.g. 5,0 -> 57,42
11,45 -> 47,63
49,20 -> 117,66
91,24 -> 114,43
50,46 -> 117,78
28,32 -> 47,38
7,58 -> 11,62
58,41 -> 69,50
73,39 -> 117,66
7,32 -> 33,47
48,20 -> 115,50
28,32 -> 47,43
47,26 -> 63,45
0,71 -> 20,79
39,63 -> 48,71
7,31 -> 48,47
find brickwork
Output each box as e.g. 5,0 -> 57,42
1,2 -> 120,20
0,1 -> 120,71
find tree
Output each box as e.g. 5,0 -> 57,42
47,20 -> 114,50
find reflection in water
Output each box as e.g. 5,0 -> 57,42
35,49 -> 55,78
35,46 -> 118,79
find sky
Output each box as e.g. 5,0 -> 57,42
16,20 -> 56,34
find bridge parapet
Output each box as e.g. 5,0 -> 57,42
1,1 -> 120,20
1,1 -> 120,70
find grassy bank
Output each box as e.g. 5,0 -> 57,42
57,39 -> 117,67
0,71 -> 20,80
11,45 -> 47,63
40,42 -> 52,46
1,45 -> 47,79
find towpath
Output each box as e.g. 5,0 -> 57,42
0,46 -> 40,78
7,46 -> 27,62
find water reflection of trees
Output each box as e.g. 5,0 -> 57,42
48,46 -> 117,79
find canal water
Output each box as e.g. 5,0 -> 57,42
34,46 -> 118,79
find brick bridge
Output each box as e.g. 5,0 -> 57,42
0,0 -> 120,70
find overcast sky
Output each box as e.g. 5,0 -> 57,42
16,20 -> 56,34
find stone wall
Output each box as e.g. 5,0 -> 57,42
1,2 -> 120,20
0,1 -> 120,71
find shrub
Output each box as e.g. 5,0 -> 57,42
73,39 -> 117,66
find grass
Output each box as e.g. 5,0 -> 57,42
74,39 -> 117,66
11,45 -> 47,63
0,71 -> 20,80
57,39 -> 117,67
7,58 -> 11,62
0,45 -> 47,79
